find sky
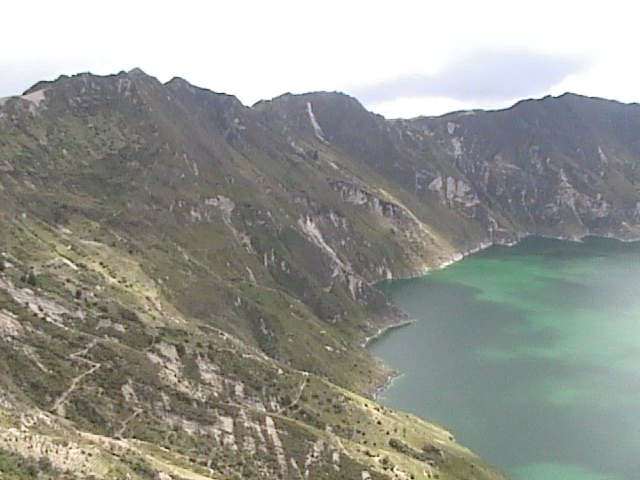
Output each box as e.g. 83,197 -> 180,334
1,0 -> 638,119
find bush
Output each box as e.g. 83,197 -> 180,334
21,271 -> 37,287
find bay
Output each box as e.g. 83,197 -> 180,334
368,236 -> 640,480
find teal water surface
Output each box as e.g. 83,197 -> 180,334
368,237 -> 640,480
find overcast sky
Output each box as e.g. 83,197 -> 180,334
1,0 -> 638,118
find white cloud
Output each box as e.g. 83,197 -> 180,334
352,50 -> 594,103
2,0 -> 639,117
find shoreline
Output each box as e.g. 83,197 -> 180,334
362,235 -> 517,399
361,318 -> 415,399
364,231 -> 640,400
362,318 -> 415,349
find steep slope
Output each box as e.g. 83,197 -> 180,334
0,70 -> 507,480
410,94 -> 640,240
1,69 -> 640,480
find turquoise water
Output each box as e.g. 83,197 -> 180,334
368,237 -> 640,480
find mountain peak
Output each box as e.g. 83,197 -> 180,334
4,68 -> 640,480
21,69 -> 156,96
127,67 -> 147,76
22,75 -> 70,96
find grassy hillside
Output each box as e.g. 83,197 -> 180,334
2,69 -> 640,479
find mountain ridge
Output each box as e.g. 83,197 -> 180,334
2,68 -> 640,480
18,68 -> 640,121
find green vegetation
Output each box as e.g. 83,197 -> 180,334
1,70 -> 638,479
0,449 -> 77,480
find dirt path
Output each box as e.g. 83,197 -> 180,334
51,341 -> 101,416
115,407 -> 143,438
276,372 -> 309,414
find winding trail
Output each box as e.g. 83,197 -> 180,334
276,372 -> 309,415
51,340 -> 101,416
115,407 -> 143,438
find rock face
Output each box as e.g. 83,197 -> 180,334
1,69 -> 639,480
410,94 -> 640,241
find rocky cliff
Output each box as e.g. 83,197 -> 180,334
1,69 -> 639,479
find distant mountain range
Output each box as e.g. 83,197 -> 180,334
2,68 -> 639,479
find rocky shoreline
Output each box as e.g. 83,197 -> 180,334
363,231 -> 640,400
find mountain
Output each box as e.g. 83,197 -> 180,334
1,69 -> 639,480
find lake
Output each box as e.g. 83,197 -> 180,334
368,236 -> 640,480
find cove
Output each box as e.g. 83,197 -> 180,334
368,236 -> 640,480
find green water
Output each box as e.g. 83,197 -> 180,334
368,237 -> 640,480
